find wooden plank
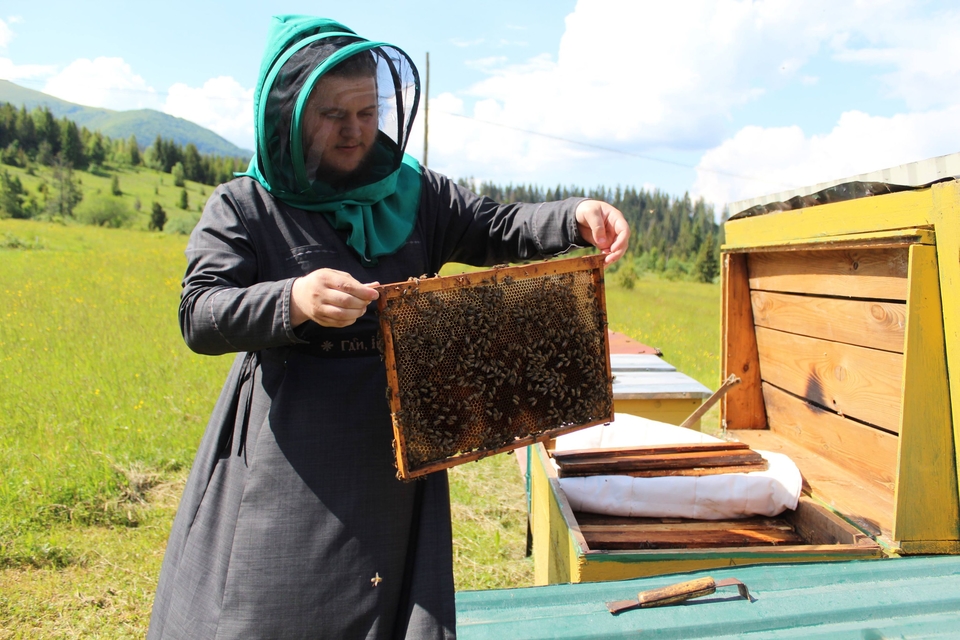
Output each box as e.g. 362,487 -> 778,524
575,544 -> 883,583
559,463 -> 769,478
721,253 -> 766,429
893,244 -> 960,545
723,186 -> 936,248
723,227 -> 935,253
751,291 -> 906,353
581,526 -> 804,550
574,514 -> 787,529
900,540 -> 960,555
762,382 -> 898,491
555,449 -> 765,475
747,248 -> 909,300
784,497 -> 874,546
552,442 -> 749,462
755,326 -> 903,433
531,443 -> 586,585
932,182 -> 960,514
579,522 -> 795,534
730,428 -> 895,540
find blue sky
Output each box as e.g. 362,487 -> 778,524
2,0 -> 959,214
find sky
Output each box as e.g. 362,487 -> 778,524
2,0 -> 960,215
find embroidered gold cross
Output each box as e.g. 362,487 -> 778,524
371,572 -> 383,587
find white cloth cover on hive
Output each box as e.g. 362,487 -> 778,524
554,413 -> 802,520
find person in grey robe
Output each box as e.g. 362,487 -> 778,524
147,15 -> 629,640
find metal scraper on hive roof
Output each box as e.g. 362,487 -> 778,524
375,255 -> 614,480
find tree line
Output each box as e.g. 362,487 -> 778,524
0,102 -> 247,185
458,179 -> 723,283
0,101 -> 721,282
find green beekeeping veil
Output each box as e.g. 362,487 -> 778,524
240,15 -> 422,265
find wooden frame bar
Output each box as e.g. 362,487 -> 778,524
893,244 -> 960,544
376,255 -> 614,480
721,253 -> 765,430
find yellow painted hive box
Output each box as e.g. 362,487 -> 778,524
529,177 -> 960,585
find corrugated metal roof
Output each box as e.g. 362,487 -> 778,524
456,556 -> 960,638
728,151 -> 960,215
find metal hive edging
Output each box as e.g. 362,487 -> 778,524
376,255 -> 614,480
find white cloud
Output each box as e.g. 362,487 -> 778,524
464,56 -> 511,73
424,0 -> 847,183
424,91 -> 594,183
692,105 -> 960,210
0,58 -> 56,81
13,50 -> 253,151
829,5 -> 960,110
162,76 -> 254,151
445,1 -> 845,152
425,0 -> 960,193
43,57 -> 159,110
0,18 -> 12,48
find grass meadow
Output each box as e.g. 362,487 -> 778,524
3,163 -> 209,235
0,218 -> 720,637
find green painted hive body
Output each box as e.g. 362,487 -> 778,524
456,555 -> 960,638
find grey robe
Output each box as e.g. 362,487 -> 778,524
147,168 -> 586,639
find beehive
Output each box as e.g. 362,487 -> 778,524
528,176 -> 960,586
721,179 -> 960,555
376,255 -> 614,480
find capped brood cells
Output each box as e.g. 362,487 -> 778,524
376,255 -> 613,480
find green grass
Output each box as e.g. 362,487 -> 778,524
0,220 -> 720,634
606,273 -> 721,390
4,162 -> 211,234
0,219 -> 229,554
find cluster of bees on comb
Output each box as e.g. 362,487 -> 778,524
380,267 -> 613,475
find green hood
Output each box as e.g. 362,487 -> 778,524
240,15 -> 422,265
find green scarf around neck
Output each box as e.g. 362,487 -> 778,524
239,15 -> 422,266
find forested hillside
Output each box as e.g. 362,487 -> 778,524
0,80 -> 251,157
0,101 -> 247,232
459,179 -> 723,283
0,102 -> 721,282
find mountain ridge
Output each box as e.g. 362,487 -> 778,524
0,79 -> 252,158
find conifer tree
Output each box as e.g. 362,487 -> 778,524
0,169 -> 27,218
128,135 -> 141,166
59,120 -> 86,169
48,157 -> 83,217
172,161 -> 186,187
33,107 -> 60,160
694,232 -> 719,283
150,201 -> 167,231
15,106 -> 37,152
88,132 -> 107,167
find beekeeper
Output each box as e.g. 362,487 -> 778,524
148,15 -> 629,639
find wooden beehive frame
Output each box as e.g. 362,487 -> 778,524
376,255 -> 614,480
528,440 -> 880,585
720,180 -> 960,554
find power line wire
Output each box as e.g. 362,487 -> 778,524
435,110 -> 795,188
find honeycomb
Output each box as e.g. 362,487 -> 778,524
376,255 -> 613,479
